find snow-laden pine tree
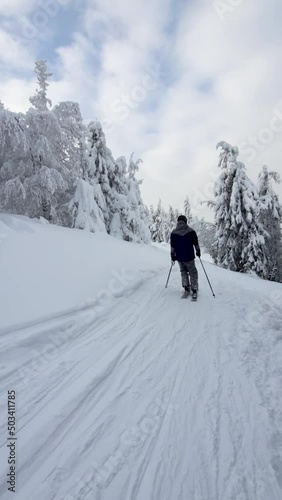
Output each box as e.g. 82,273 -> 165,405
174,208 -> 180,222
53,101 -> 90,225
70,130 -> 150,241
213,142 -> 267,277
70,121 -> 107,233
0,108 -> 30,214
149,205 -> 155,238
184,196 -> 192,224
145,204 -> 152,236
143,204 -> 152,238
257,166 -> 282,281
53,101 -> 87,181
192,216 -> 216,255
69,178 -> 106,233
23,113 -> 66,223
161,208 -> 171,243
29,60 -> 52,112
168,205 -> 177,232
86,121 -> 116,231
126,154 -> 151,243
108,156 -> 131,240
21,61 -> 68,223
149,202 -> 173,242
150,200 -> 164,242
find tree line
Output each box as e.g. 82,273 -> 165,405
149,142 -> 282,283
149,197 -> 215,257
1,62 -> 281,281
0,61 -> 151,243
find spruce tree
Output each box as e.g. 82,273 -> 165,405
70,179 -> 106,233
0,108 -> 30,214
161,207 -> 170,243
29,60 -> 52,112
126,154 -> 151,243
213,142 -> 267,276
53,101 -> 87,181
184,196 -> 192,224
108,156 -> 131,240
25,62 -> 67,223
86,121 -> 115,231
150,200 -> 163,242
168,205 -> 176,232
257,166 -> 282,281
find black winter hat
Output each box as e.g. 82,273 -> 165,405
178,215 -> 187,224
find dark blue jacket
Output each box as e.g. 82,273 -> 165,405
170,221 -> 200,262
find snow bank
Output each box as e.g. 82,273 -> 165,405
0,214 -> 168,331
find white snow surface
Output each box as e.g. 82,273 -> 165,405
0,214 -> 282,500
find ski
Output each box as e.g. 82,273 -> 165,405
181,291 -> 190,299
191,291 -> 198,301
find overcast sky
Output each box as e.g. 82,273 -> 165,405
1,0 -> 282,221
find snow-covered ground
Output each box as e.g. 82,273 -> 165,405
0,214 -> 282,500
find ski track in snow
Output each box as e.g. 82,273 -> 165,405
0,265 -> 282,500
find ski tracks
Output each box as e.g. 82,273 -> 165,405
0,265 -> 281,499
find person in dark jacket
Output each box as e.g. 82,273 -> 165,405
170,215 -> 201,296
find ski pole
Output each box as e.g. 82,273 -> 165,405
165,262 -> 174,288
199,258 -> 216,297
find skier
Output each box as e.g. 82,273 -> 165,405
170,215 -> 201,300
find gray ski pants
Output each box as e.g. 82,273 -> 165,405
178,260 -> 198,291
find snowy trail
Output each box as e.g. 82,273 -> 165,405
0,262 -> 282,500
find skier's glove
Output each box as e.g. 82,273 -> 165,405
171,254 -> 176,263
196,248 -> 201,258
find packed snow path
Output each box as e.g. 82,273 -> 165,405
0,261 -> 282,500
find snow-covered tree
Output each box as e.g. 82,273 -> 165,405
149,202 -> 172,243
21,62 -> 69,223
213,142 -> 267,277
53,101 -> 87,181
143,204 -> 152,238
0,110 -> 29,175
70,178 -> 106,233
86,121 -> 115,231
149,205 -> 155,237
126,154 -> 151,243
257,166 -> 282,281
23,110 -> 67,222
174,208 -> 180,222
184,196 -> 192,224
0,109 -> 30,214
29,60 -> 52,112
108,156 -> 131,240
150,200 -> 164,242
168,205 -> 177,232
192,217 -> 216,256
149,199 -> 215,250
0,60 -> 151,245
109,155 -> 151,243
161,208 -> 171,243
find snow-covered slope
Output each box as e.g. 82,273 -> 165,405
0,214 -> 165,331
0,214 -> 282,500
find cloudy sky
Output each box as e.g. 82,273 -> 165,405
1,0 -> 282,220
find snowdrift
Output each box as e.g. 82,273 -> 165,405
0,213 -> 168,331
